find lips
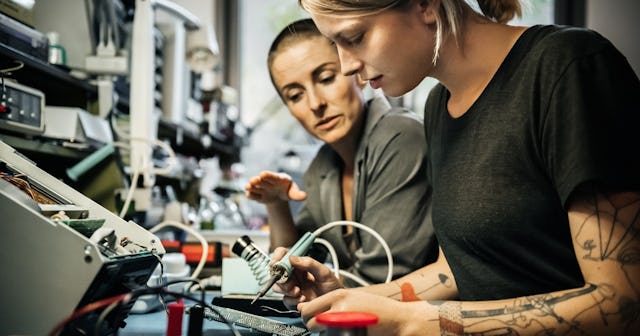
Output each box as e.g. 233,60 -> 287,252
316,115 -> 340,130
367,75 -> 383,89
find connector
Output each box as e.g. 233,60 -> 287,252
166,299 -> 184,336
187,304 -> 204,336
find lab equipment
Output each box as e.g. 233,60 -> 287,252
232,235 -> 272,287
0,78 -> 45,135
43,105 -> 113,148
0,11 -> 48,62
194,305 -> 310,336
0,140 -> 165,335
251,231 -> 316,304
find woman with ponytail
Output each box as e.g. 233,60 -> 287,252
270,0 -> 640,335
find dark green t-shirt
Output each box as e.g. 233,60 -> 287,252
424,25 -> 640,300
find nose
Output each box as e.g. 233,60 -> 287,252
307,87 -> 326,115
336,47 -> 362,77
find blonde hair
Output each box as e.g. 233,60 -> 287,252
298,0 -> 523,64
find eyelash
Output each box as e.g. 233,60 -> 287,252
287,93 -> 302,102
344,34 -> 363,47
285,75 -> 335,103
320,75 -> 335,84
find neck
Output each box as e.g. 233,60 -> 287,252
431,11 -> 526,117
331,107 -> 367,172
333,134 -> 358,172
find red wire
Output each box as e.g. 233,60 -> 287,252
48,292 -> 132,336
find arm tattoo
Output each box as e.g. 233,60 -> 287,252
389,273 -> 453,299
430,189 -> 640,335
439,301 -> 463,336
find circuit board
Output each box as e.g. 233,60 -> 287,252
192,305 -> 311,336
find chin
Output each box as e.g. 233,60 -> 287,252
383,78 -> 423,97
322,132 -> 348,146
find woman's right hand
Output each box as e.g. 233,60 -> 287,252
270,247 -> 343,309
245,171 -> 307,204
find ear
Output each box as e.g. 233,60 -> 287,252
416,0 -> 439,25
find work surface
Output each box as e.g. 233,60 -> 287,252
121,293 -> 311,336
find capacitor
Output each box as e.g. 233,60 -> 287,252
316,311 -> 379,336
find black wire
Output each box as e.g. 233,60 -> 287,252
1,72 -> 5,106
88,278 -> 240,336
130,280 -> 242,336
151,253 -> 169,314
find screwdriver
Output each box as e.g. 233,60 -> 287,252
251,231 -> 316,304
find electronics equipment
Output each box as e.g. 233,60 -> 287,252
33,0 -> 123,71
194,305 -> 310,336
0,11 -> 48,61
0,79 -> 45,135
0,0 -> 35,27
212,294 -> 298,318
0,140 -> 165,335
42,105 -> 113,147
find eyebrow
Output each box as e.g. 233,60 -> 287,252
326,23 -> 360,43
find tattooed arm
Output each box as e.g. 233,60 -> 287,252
427,189 -> 640,336
357,246 -> 458,301
296,189 -> 640,335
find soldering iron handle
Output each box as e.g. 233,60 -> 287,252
283,231 -> 316,259
273,231 -> 316,282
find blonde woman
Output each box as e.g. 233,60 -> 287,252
272,0 -> 640,335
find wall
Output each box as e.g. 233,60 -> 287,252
586,0 -> 640,76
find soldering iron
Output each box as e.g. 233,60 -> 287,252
251,231 -> 316,304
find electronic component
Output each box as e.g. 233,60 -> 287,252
0,12 -> 48,61
0,140 -> 165,335
0,79 -> 45,135
42,105 -> 113,146
194,305 -> 310,336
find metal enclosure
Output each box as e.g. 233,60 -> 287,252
0,140 -> 165,335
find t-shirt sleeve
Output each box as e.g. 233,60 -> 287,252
542,38 -> 640,206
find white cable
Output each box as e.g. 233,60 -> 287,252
150,220 -> 209,280
118,166 -> 140,218
312,220 -> 394,284
313,237 -> 340,279
0,60 -> 24,73
112,139 -> 175,218
339,269 -> 370,287
315,236 -> 371,286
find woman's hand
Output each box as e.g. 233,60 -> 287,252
271,247 -> 343,309
298,289 -> 433,335
245,171 -> 307,204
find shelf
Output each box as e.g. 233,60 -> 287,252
0,42 -> 97,108
157,119 -> 241,159
0,133 -> 96,184
0,133 -> 90,161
